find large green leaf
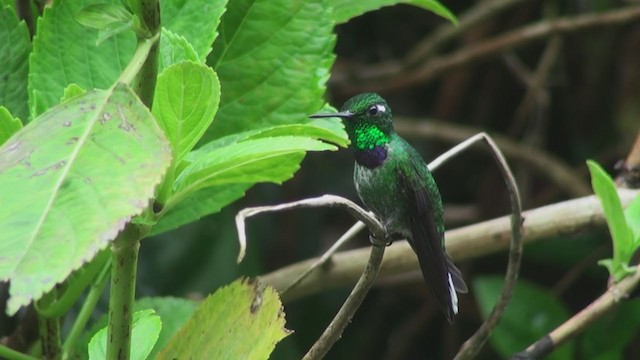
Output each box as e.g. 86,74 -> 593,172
161,0 -> 228,60
587,160 -> 636,280
0,106 -> 22,145
474,276 -> 573,360
152,61 -> 220,161
29,0 -> 136,118
0,84 -> 171,315
0,5 -> 30,121
88,309 -> 162,360
174,136 -> 334,196
205,0 -> 338,140
329,0 -> 457,24
151,184 -> 249,236
157,278 -> 290,359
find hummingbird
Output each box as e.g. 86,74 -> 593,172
311,93 -> 467,322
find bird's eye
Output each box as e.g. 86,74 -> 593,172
368,105 -> 380,116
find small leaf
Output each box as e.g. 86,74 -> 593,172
624,195 -> 640,246
0,84 -> 171,315
152,62 -> 220,162
60,84 -> 85,103
88,309 -> 162,360
329,0 -> 458,25
0,5 -> 31,121
587,160 -> 635,281
157,278 -> 290,359
0,106 -> 23,145
474,276 -> 573,360
75,3 -> 132,30
158,28 -> 200,71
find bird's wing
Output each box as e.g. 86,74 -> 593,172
397,162 -> 459,322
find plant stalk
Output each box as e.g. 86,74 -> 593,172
37,291 -> 61,360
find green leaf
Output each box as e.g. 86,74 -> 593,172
174,136 -> 335,195
158,28 -> 200,71
0,5 -> 30,121
474,276 -> 573,360
75,3 -> 132,30
151,184 -> 249,236
329,0 -> 458,24
0,84 -> 171,315
29,0 -> 136,117
624,195 -> 640,246
88,309 -> 162,360
0,106 -> 22,145
152,62 -> 220,162
581,299 -> 640,360
157,278 -> 290,359
161,0 -> 228,60
205,0 -> 337,140
587,160 -> 636,281
60,84 -> 86,103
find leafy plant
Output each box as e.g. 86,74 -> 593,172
0,0 -> 455,359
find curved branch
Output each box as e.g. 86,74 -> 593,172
260,190 -> 640,302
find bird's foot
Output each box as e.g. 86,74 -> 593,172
369,234 -> 392,247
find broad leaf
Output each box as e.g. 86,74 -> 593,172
0,5 -> 30,121
0,84 -> 171,315
29,0 -> 136,117
206,0 -> 338,140
151,184 -> 249,236
329,0 -> 457,24
174,136 -> 335,196
153,62 -> 220,161
587,160 -> 636,280
474,276 -> 573,360
161,0 -> 228,60
0,106 -> 22,145
88,309 -> 162,360
158,28 -> 200,71
157,278 -> 290,359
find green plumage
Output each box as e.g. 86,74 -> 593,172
311,93 -> 467,323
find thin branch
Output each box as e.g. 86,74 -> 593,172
616,130 -> 640,188
452,134 -> 523,360
513,266 -> 640,359
260,190 -> 640,302
340,6 -> 640,93
394,118 -> 591,197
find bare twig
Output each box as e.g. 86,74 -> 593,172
260,190 -> 640,302
341,6 -> 640,93
394,118 -> 591,197
616,130 -> 640,188
452,134 -> 523,360
513,266 -> 640,359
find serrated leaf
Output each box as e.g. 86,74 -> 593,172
88,309 -> 162,360
0,5 -> 30,121
152,184 -> 249,236
0,84 -> 171,315
158,28 -> 200,71
205,0 -> 336,140
474,276 -> 573,360
174,136 -> 334,195
153,62 -> 220,162
329,0 -> 457,24
157,278 -> 290,359
587,160 -> 635,281
60,84 -> 85,103
624,195 -> 640,246
161,0 -> 228,60
29,0 -> 136,118
0,106 -> 23,145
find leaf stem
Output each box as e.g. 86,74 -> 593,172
0,344 -> 40,360
106,224 -> 145,360
62,256 -> 112,359
117,33 -> 159,87
37,291 -> 62,360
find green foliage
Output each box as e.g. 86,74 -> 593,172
75,3 -> 142,44
0,106 -> 22,145
158,28 -> 200,71
0,5 -> 30,121
88,309 -> 162,360
587,160 -> 639,281
157,279 -> 290,360
581,300 -> 640,359
0,84 -> 171,315
474,276 -> 574,359
329,0 -> 457,24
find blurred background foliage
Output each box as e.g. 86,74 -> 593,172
35,0 -> 640,358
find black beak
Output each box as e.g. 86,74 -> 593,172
309,111 -> 354,119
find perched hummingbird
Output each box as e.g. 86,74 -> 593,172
311,93 -> 467,322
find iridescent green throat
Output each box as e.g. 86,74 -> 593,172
352,123 -> 390,151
